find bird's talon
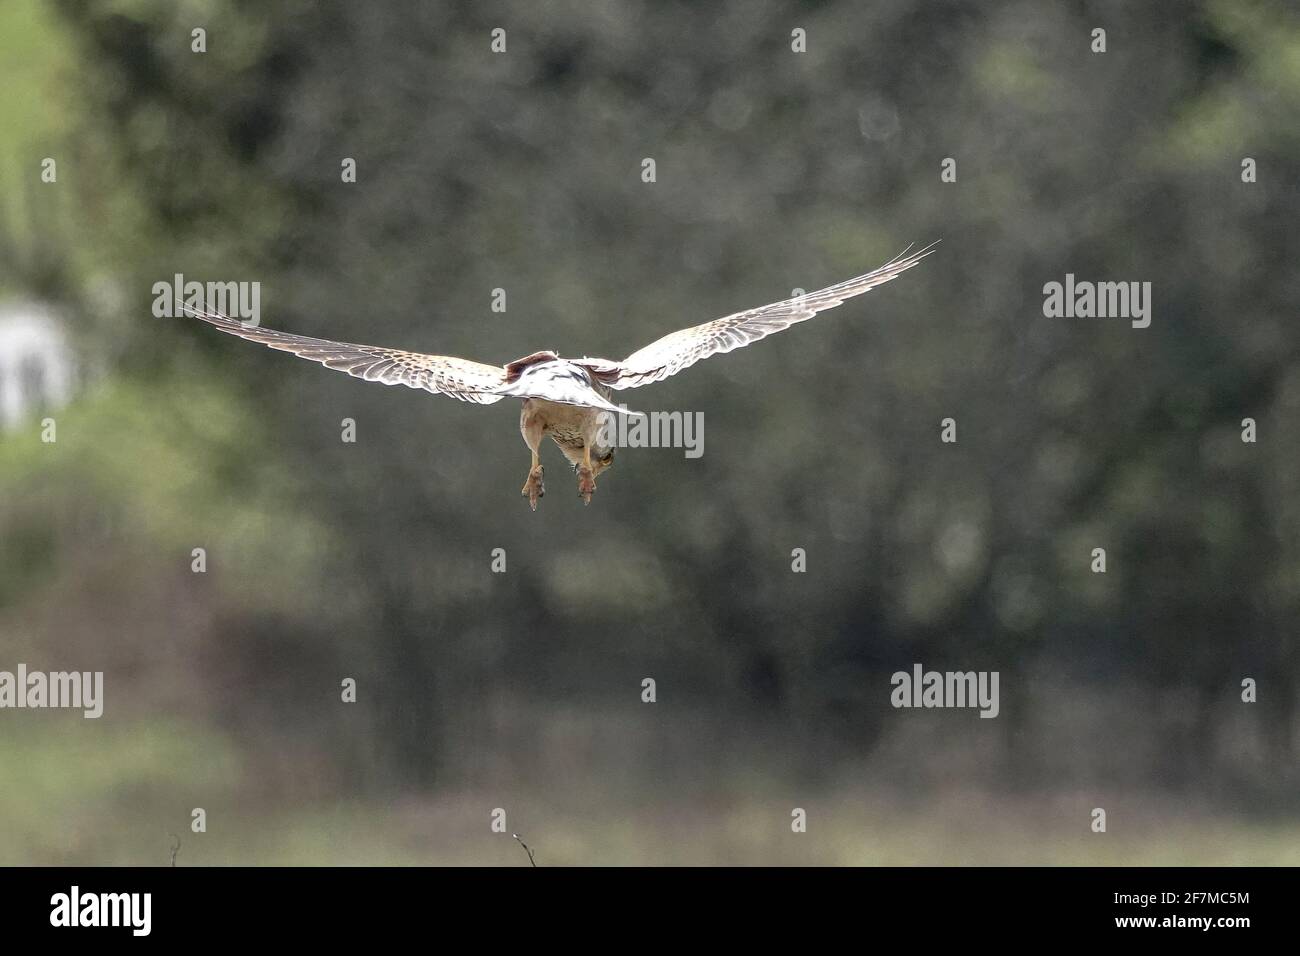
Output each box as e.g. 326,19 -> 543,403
577,466 -> 596,504
521,465 -> 544,510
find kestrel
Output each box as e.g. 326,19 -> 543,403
186,243 -> 934,509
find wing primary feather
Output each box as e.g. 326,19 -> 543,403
602,240 -> 937,389
180,302 -> 508,404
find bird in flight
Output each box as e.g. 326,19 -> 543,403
186,243 -> 935,509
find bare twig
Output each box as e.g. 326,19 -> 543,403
512,832 -> 537,867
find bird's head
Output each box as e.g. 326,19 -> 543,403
586,447 -> 615,477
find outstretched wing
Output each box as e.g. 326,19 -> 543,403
595,242 -> 936,390
184,306 -> 508,405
